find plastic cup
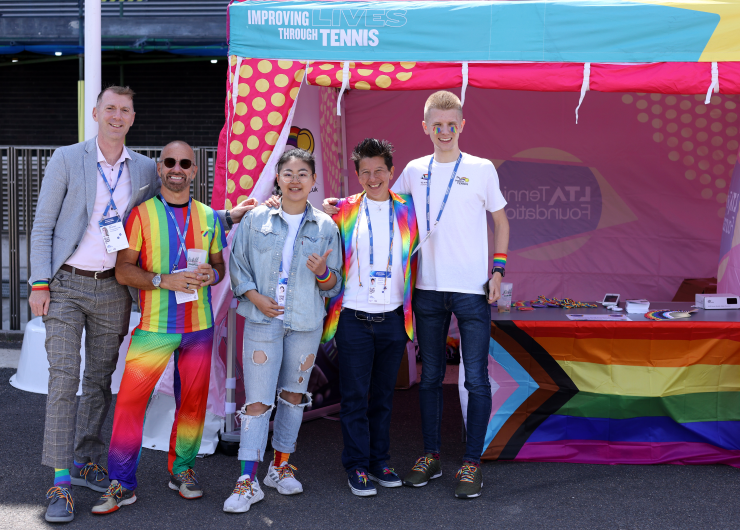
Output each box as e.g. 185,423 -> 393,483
186,248 -> 207,271
498,282 -> 513,313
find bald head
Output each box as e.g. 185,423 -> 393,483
161,140 -> 195,161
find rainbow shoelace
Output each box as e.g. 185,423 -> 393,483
102,482 -> 125,500
233,478 -> 255,497
46,486 -> 74,513
276,463 -> 298,481
79,463 -> 108,483
355,470 -> 369,485
456,463 -> 478,483
411,456 -> 435,473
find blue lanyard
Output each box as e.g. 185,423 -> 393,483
363,196 -> 394,271
97,161 -> 125,217
159,195 -> 192,274
425,153 -> 463,233
279,205 -> 309,274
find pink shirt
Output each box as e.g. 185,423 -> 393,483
65,139 -> 133,271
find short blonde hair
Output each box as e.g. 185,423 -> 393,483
424,91 -> 462,121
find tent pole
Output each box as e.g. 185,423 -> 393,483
84,0 -> 101,140
339,90 -> 349,197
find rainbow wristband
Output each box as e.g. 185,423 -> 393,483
213,270 -> 220,284
493,253 -> 507,269
32,280 -> 50,291
316,268 -> 332,283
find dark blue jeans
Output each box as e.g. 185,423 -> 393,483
412,288 -> 492,464
335,307 -> 409,473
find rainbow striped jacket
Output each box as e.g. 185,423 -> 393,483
321,191 -> 419,343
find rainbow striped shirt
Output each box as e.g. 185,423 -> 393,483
126,196 -> 227,334
322,191 -> 419,343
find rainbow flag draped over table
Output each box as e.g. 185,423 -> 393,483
483,321 -> 740,466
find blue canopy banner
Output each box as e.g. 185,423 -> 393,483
228,0 -> 740,63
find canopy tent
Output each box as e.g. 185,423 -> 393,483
195,0 -> 740,463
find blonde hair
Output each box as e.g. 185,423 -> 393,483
424,91 -> 462,121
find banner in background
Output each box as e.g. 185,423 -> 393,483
228,1 -> 740,63
345,88 -> 739,302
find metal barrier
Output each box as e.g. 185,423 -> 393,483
0,145 -> 217,330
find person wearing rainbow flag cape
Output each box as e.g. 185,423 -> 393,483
91,140 -> 229,514
321,138 -> 419,496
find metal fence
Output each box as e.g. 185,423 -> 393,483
0,145 -> 217,330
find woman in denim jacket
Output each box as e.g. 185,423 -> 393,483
224,149 -> 341,514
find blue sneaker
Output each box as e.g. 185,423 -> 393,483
368,465 -> 402,488
71,462 -> 110,493
45,486 -> 75,523
347,469 -> 377,497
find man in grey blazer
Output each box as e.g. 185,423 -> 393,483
29,86 -> 252,523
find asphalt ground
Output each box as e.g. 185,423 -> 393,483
2,367 -> 740,530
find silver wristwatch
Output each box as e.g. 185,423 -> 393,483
152,273 -> 162,288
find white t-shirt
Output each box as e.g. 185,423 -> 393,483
343,197 -> 404,313
275,211 -> 304,320
392,153 -> 507,295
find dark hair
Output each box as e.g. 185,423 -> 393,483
96,85 -> 135,106
273,148 -> 316,196
350,138 -> 394,172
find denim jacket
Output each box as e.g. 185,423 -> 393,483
230,201 -> 342,332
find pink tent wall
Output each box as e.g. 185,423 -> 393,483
344,87 -> 739,301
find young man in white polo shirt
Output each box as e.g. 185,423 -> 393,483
325,90 -> 509,499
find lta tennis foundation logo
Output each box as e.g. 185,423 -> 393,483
489,148 -> 637,259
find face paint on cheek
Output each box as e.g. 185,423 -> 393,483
434,126 -> 442,134
450,125 -> 457,134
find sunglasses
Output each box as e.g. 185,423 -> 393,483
162,158 -> 193,169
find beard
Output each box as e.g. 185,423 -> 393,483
162,173 -> 190,193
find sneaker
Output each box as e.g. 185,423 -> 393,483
71,462 -> 110,493
368,465 -> 402,488
91,481 -> 137,515
347,469 -> 377,497
454,462 -> 483,499
45,486 -> 75,523
223,475 -> 264,513
169,468 -> 203,499
402,454 -> 442,487
263,460 -> 303,495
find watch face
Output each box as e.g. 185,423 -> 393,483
152,274 -> 161,287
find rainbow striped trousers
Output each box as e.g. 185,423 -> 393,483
108,327 -> 213,491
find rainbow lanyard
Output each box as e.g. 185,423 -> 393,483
355,196 -> 394,289
159,195 -> 192,274
97,162 -> 124,217
425,153 -> 463,233
279,204 -> 309,274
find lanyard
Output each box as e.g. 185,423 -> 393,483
425,153 -> 463,233
159,195 -> 192,274
97,161 -> 125,217
355,196 -> 394,288
279,205 -> 309,274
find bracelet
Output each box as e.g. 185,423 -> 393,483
493,253 -> 507,269
213,270 -> 220,284
316,268 -> 332,283
32,280 -> 50,291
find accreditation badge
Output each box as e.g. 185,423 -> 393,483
277,277 -> 288,307
368,270 -> 392,305
99,216 -> 129,253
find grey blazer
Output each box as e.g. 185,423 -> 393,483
29,137 -> 160,285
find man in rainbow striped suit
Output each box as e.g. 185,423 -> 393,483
322,138 -> 419,496
90,140 -> 228,515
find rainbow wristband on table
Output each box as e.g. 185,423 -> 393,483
493,253 -> 507,270
213,270 -> 220,284
32,280 -> 50,291
316,268 -> 332,283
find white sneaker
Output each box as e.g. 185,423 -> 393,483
223,475 -> 264,513
263,460 -> 303,495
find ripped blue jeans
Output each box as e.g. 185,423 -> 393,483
238,318 -> 322,462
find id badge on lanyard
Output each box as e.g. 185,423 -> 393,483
368,270 -> 392,304
97,162 -> 129,253
277,277 -> 288,307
